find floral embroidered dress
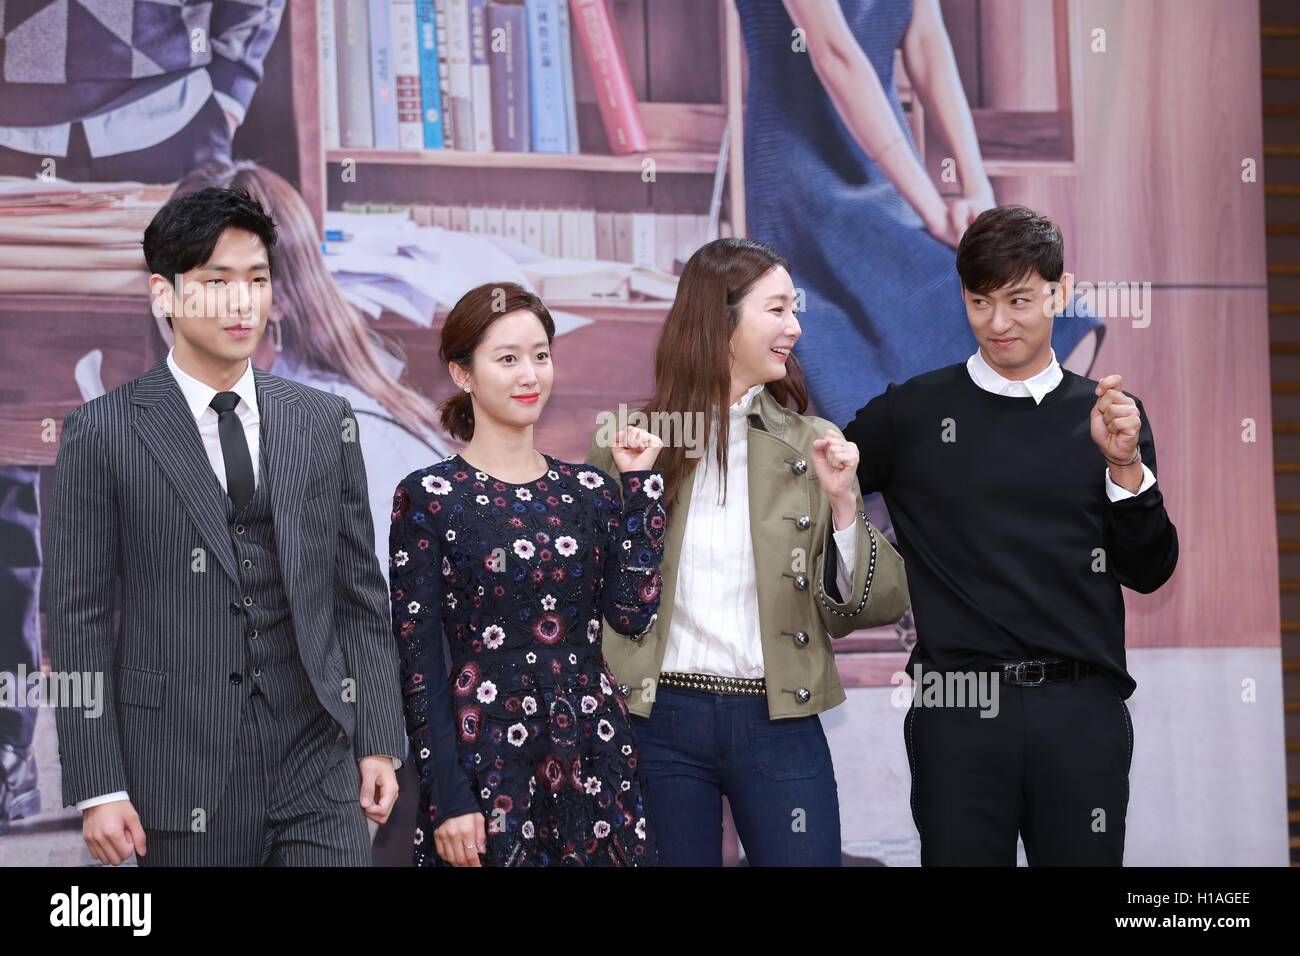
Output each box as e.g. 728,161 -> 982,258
389,453 -> 666,866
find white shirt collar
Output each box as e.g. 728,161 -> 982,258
730,382 -> 764,418
166,348 -> 259,424
966,348 -> 1062,404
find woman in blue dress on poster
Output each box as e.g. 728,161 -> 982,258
388,282 -> 667,866
735,0 -> 1103,428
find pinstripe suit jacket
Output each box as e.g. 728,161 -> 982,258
41,358 -> 407,830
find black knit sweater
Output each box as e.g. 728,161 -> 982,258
843,363 -> 1179,697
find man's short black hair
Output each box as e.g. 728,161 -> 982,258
142,185 -> 278,288
955,205 -> 1063,295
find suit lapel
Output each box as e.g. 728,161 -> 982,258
254,366 -> 309,607
131,359 -> 241,586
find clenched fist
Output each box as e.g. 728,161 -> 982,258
812,428 -> 860,519
1090,374 -> 1142,466
610,424 -> 664,473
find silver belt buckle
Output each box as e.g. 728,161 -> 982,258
1013,660 -> 1047,686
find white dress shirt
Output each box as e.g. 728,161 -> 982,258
965,348 -> 1156,501
660,384 -> 858,679
77,351 -> 398,813
167,348 -> 262,493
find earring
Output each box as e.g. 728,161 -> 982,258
270,319 -> 283,353
464,385 -> 471,394
729,341 -> 736,356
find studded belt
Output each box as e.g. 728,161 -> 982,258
658,671 -> 767,696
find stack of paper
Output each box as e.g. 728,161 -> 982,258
0,176 -> 166,296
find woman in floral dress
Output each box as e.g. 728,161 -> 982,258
388,282 -> 665,866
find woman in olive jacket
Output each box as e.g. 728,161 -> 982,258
586,238 -> 909,865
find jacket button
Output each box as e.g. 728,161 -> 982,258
796,514 -> 811,530
796,688 -> 811,704
229,673 -> 242,685
793,574 -> 808,591
794,631 -> 810,647
790,458 -> 808,475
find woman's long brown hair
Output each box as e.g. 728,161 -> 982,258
643,237 -> 808,514
171,160 -> 448,444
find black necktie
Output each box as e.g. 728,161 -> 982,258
209,392 -> 255,512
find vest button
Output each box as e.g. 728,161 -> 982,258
235,525 -> 245,535
243,596 -> 253,606
794,631 -> 810,646
242,558 -> 253,570
247,628 -> 258,640
253,667 -> 262,678
790,458 -> 808,475
792,574 -> 808,591
229,673 -> 242,685
795,688 -> 811,704
796,514 -> 811,530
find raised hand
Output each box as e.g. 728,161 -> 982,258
610,424 -> 664,473
1090,374 -> 1142,466
811,428 -> 860,505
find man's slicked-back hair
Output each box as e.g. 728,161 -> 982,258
955,205 -> 1063,295
142,185 -> 279,282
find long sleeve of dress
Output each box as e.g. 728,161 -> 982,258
588,468 -> 667,638
388,475 -> 481,866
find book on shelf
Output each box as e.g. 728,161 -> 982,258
445,0 -> 475,149
319,0 -> 342,148
323,0 -> 648,158
569,0 -> 646,154
526,0 -> 568,153
335,0 -> 375,148
488,2 -> 529,151
414,0 -> 446,147
392,0 -> 426,150
555,0 -> 580,154
468,0 -> 495,151
368,0 -> 400,147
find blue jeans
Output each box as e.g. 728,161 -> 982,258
630,685 -> 841,866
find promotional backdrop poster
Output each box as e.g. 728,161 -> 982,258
0,0 -> 1289,871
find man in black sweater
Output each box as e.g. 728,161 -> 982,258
843,206 -> 1178,865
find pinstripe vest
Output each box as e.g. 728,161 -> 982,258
226,446 -> 316,718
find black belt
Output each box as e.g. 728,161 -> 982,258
998,658 -> 1101,687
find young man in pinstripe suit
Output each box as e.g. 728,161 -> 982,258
43,186 -> 408,866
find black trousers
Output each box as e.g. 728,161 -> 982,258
904,671 -> 1133,866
